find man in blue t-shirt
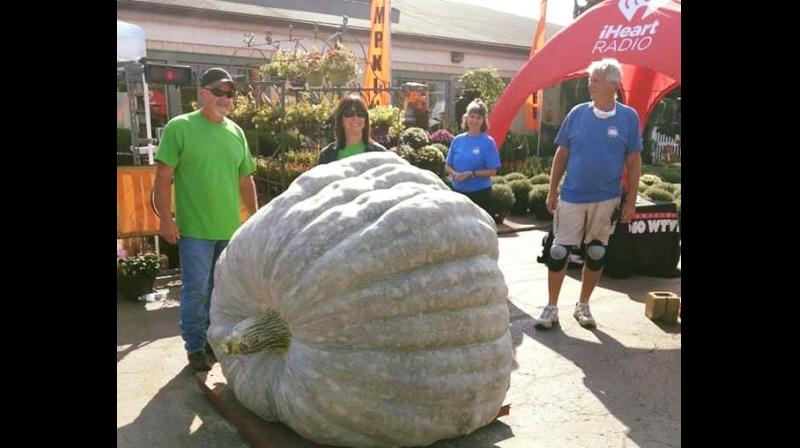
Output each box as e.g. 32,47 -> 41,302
535,58 -> 643,330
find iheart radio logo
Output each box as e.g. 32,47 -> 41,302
618,0 -> 670,22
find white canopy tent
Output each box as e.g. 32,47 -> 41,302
117,19 -> 154,160
117,20 -> 147,62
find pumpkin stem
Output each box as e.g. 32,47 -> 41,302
221,309 -> 292,355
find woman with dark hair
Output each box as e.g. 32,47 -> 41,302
317,94 -> 387,164
444,98 -> 501,213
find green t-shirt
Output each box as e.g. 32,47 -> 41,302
155,110 -> 255,240
336,142 -> 366,160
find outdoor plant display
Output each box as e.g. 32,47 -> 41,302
321,43 -> 360,86
653,182 -> 677,194
643,186 -> 674,202
117,251 -> 161,300
368,104 -> 405,148
248,100 -> 333,155
640,174 -> 662,186
507,179 -> 533,216
430,142 -> 449,159
301,50 -> 324,86
428,129 -> 454,146
487,183 -> 515,224
528,184 -> 551,220
284,101 -> 334,141
261,49 -> 305,80
529,173 -> 550,185
389,144 -> 414,160
117,251 -> 161,277
503,172 -> 527,182
208,152 -> 513,448
406,144 -> 445,177
459,67 -> 505,109
398,127 -> 429,149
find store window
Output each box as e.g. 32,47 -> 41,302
395,77 -> 450,131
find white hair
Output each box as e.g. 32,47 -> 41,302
587,58 -> 622,87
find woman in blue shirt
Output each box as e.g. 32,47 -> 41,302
444,98 -> 501,213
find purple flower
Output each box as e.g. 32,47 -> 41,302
429,129 -> 454,145
117,248 -> 128,259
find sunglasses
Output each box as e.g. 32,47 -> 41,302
204,87 -> 235,98
343,109 -> 367,118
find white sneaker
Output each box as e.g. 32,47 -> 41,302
573,302 -> 596,328
535,305 -> 559,329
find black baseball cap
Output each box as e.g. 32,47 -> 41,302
200,67 -> 235,88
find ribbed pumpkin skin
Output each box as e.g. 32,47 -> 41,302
208,152 -> 513,448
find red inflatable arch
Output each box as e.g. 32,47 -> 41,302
488,0 -> 681,149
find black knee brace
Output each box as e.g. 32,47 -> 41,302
547,244 -> 570,271
585,240 -> 607,271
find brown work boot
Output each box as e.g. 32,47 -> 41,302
187,351 -> 211,373
204,342 -> 217,365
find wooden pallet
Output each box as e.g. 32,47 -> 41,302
196,365 -> 511,448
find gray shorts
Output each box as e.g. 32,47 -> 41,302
553,197 -> 620,246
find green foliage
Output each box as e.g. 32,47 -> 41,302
528,184 -> 552,220
504,172 -> 527,182
640,174 -> 662,186
529,173 -> 550,185
487,183 -> 515,224
508,179 -> 533,215
643,186 -> 674,202
407,145 -> 445,176
654,182 -> 678,194
430,143 -> 449,159
260,49 -> 306,80
459,67 -> 505,110
390,144 -> 414,160
369,105 -> 405,147
321,43 -> 361,86
643,164 -> 681,183
399,127 -> 430,150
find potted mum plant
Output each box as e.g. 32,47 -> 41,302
117,250 -> 161,301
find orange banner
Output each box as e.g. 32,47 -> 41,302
363,0 -> 392,106
524,0 -> 548,131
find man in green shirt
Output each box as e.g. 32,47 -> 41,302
154,67 -> 257,372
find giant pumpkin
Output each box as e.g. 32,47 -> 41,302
208,152 -> 513,447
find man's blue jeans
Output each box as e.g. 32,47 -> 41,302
178,237 -> 228,355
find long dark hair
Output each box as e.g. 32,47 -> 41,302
334,94 -> 371,149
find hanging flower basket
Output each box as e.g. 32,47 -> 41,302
327,69 -> 351,87
307,70 -> 324,87
321,43 -> 359,87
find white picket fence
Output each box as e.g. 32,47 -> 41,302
650,126 -> 681,163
